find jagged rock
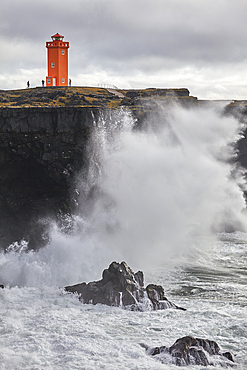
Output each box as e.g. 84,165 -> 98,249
64,261 -> 186,311
141,335 -> 235,367
0,284 -> 4,289
146,283 -> 184,310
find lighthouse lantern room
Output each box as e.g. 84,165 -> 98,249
46,33 -> 69,87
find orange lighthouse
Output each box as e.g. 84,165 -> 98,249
46,33 -> 69,87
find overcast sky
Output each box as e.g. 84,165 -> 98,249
0,0 -> 247,99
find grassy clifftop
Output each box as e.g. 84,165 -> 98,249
0,86 -> 197,109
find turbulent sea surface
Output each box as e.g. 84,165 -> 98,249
0,232 -> 246,369
0,104 -> 247,369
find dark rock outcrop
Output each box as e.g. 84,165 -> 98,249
64,261 -> 186,311
223,100 -> 247,202
224,101 -> 247,167
141,335 -> 234,367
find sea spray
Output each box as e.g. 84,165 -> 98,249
80,102 -> 247,269
0,103 -> 246,288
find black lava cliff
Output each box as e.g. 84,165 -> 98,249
0,106 -> 99,248
0,87 -> 246,249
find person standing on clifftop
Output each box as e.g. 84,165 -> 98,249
27,81 -> 30,88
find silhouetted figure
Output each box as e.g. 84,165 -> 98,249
69,79 -> 71,86
27,81 -> 30,88
42,80 -> 45,87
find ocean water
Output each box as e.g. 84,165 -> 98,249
0,103 -> 246,369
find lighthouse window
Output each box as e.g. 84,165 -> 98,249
62,50 -> 65,55
51,62 -> 55,68
47,78 -> 51,84
62,78 -> 65,83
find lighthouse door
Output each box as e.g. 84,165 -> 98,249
53,78 -> 56,86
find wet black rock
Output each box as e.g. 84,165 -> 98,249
141,335 -> 235,367
64,261 -> 186,311
0,106 -> 97,249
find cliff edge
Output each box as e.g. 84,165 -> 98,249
0,87 -> 246,249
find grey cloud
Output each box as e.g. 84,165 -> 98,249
2,0 -> 247,63
1,0 -> 247,97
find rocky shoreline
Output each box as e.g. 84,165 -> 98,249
64,261 -> 234,367
0,260 -> 236,367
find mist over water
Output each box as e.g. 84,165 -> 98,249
0,102 -> 246,287
90,104 -> 246,266
76,103 -> 247,269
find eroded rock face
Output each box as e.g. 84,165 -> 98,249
0,106 -> 97,249
141,336 -> 234,367
64,261 -> 186,311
